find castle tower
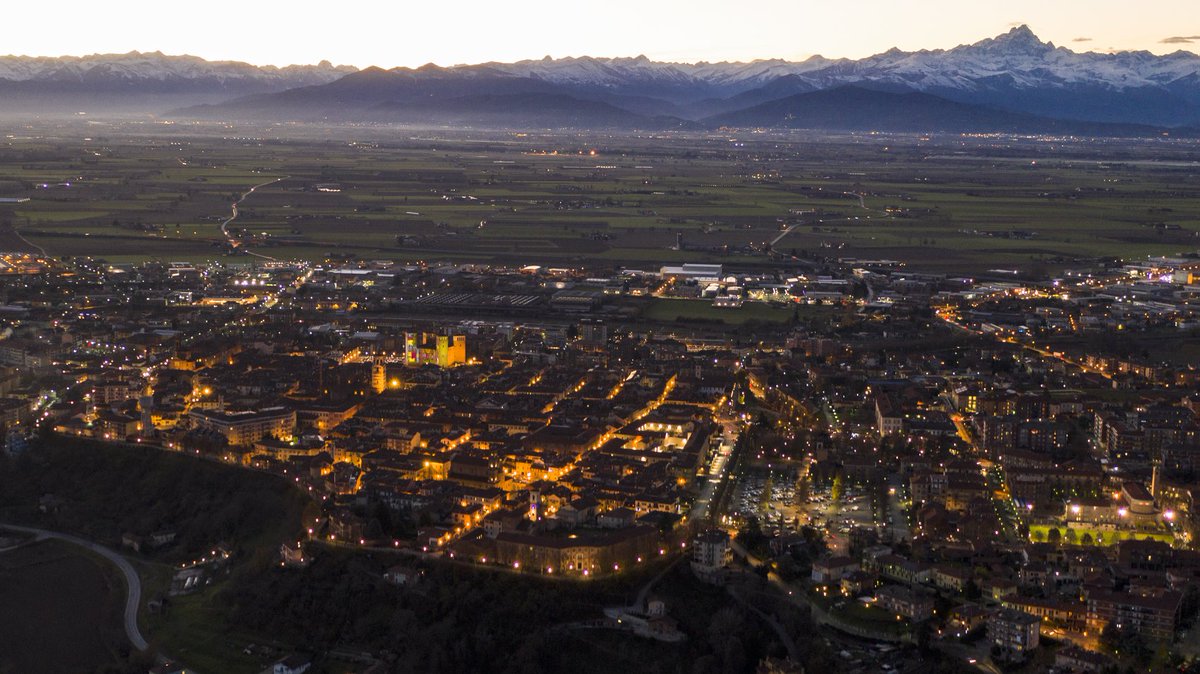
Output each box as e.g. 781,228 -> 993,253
371,357 -> 386,394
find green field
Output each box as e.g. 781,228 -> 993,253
0,538 -> 127,674
145,589 -> 276,674
0,439 -> 316,673
643,298 -> 797,324
2,125 -> 1197,272
1028,523 -> 1175,546
831,601 -> 912,636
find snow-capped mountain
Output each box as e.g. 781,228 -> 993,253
0,51 -> 356,87
476,26 -> 1200,125
0,51 -> 357,117
488,26 -> 1200,98
788,26 -> 1200,92
9,26 -> 1200,128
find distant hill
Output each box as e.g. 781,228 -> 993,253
175,65 -> 695,129
365,93 -> 694,129
703,86 -> 1165,136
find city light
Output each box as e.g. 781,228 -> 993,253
8,72 -> 1199,671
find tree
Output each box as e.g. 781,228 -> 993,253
365,518 -> 383,540
691,655 -> 719,674
707,607 -> 746,653
721,636 -> 746,674
1100,621 -> 1150,663
736,516 -> 767,555
1182,585 -> 1200,628
915,621 -> 934,654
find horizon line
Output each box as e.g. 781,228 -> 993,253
1,26 -> 1197,72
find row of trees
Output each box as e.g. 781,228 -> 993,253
0,437 -> 310,563
215,545 -> 848,674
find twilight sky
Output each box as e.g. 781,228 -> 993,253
10,0 -> 1200,67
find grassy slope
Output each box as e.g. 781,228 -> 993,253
0,438 -> 314,673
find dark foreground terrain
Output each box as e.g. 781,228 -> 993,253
0,538 -> 127,674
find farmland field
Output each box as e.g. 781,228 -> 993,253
0,438 -> 318,674
0,538 -> 127,674
645,297 -> 807,325
0,123 -> 1197,272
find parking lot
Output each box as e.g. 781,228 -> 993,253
805,485 -> 883,554
726,468 -> 899,553
728,468 -> 800,530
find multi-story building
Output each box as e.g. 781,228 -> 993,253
493,526 -> 660,576
1086,588 -> 1182,641
691,529 -> 731,582
692,529 -> 731,569
990,608 -> 1041,656
189,406 -> 296,446
874,394 -> 903,437
874,585 -> 934,621
811,555 -> 859,583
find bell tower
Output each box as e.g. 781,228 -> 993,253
371,357 -> 386,394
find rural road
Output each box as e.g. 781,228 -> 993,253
769,191 -> 883,251
220,176 -> 288,261
0,523 -> 149,651
219,176 -> 287,239
10,228 -> 47,257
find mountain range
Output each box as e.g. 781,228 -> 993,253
0,51 -> 356,115
4,26 -> 1200,134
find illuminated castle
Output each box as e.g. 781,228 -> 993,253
403,332 -> 467,368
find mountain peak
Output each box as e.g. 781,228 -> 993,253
1006,24 -> 1038,40
978,24 -> 1055,52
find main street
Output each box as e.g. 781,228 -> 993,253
689,425 -> 737,521
941,393 -> 1024,543
935,311 -> 1112,382
885,474 -> 909,542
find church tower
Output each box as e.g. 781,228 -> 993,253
371,357 -> 386,395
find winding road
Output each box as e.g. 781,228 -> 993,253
7,174 -> 286,261
0,523 -> 149,651
9,227 -> 47,257
221,176 -> 288,261
634,551 -> 686,611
